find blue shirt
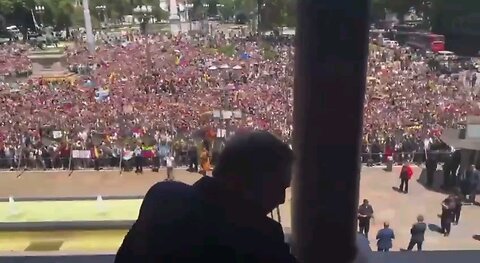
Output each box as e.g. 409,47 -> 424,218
376,228 -> 395,250
158,145 -> 170,156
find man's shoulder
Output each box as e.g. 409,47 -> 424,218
140,181 -> 201,218
413,222 -> 426,229
378,228 -> 393,235
147,181 -> 194,196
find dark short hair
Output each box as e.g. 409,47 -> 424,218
417,215 -> 424,222
212,131 -> 293,186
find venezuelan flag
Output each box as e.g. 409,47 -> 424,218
142,145 -> 155,158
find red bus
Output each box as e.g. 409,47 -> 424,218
406,32 -> 445,52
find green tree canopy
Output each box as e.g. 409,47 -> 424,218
431,0 -> 480,34
260,0 -> 296,30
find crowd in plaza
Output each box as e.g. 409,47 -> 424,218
0,28 -> 479,169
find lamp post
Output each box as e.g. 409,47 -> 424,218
95,5 -> 107,28
202,3 -> 210,34
133,5 -> 153,73
185,2 -> 193,31
253,2 -> 266,34
34,5 -> 45,27
133,5 -> 153,34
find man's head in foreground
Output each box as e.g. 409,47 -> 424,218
212,131 -> 294,215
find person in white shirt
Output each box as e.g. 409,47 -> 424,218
134,144 -> 143,174
165,154 -> 175,181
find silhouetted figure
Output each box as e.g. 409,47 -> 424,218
453,191 -> 463,225
188,144 -> 198,172
115,131 -> 296,263
425,152 -> 438,187
440,196 -> 455,237
443,150 -> 461,188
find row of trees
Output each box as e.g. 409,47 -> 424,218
0,0 -> 171,33
0,0 -> 298,33
1,0 -> 477,34
0,0 -> 75,31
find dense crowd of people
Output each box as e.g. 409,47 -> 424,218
0,28 -> 479,168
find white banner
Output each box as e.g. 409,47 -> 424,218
52,131 -> 63,139
217,129 -> 226,138
72,150 -> 91,159
123,151 -> 133,160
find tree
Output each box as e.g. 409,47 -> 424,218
2,0 -> 36,41
218,0 -> 236,20
259,0 -> 296,30
191,0 -> 206,21
0,0 -> 16,16
54,0 -> 75,31
236,0 -> 256,13
371,0 -> 430,22
371,0 -> 387,21
431,0 -> 480,34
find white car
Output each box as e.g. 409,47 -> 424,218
6,25 -> 20,34
388,41 -> 399,48
437,50 -> 456,60
382,39 -> 391,47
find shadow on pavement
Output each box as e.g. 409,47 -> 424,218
416,169 -> 451,195
428,223 -> 442,233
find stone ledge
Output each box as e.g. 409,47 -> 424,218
0,220 -> 135,232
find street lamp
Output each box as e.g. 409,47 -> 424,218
133,5 -> 153,72
133,5 -> 153,33
185,3 -> 193,21
185,2 -> 193,31
95,5 -> 107,26
34,5 -> 45,27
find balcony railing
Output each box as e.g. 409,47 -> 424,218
2,247 -> 480,263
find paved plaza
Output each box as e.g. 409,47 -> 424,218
0,166 -> 479,251
0,169 -> 202,199
357,166 -> 480,251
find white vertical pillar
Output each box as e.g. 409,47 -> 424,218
169,0 -> 180,34
82,0 -> 95,54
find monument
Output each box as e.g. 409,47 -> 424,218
169,0 -> 181,34
28,48 -> 75,82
